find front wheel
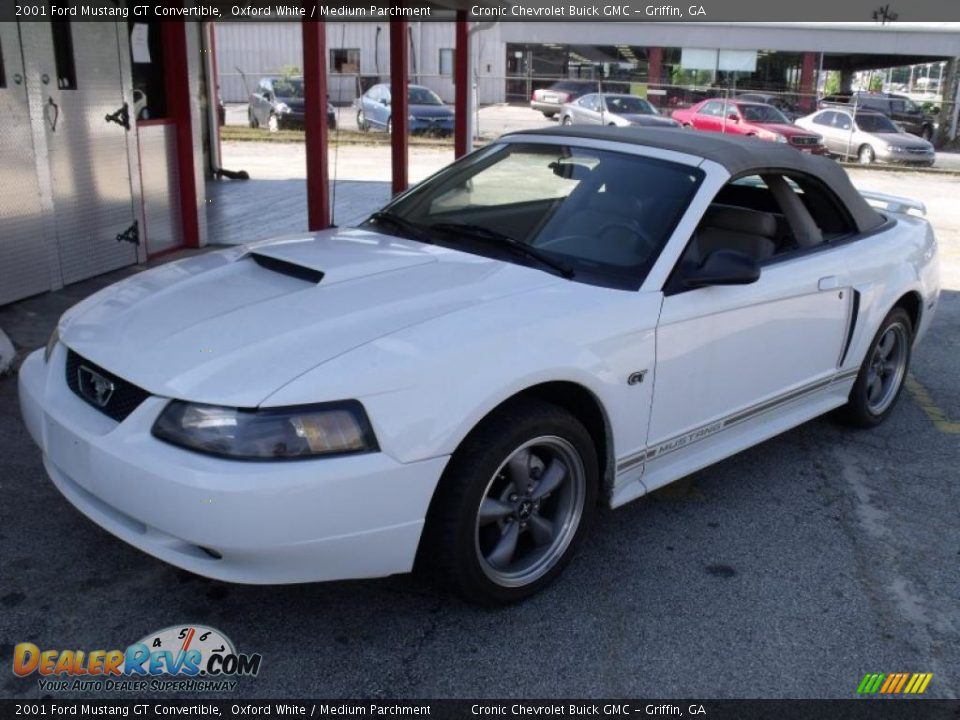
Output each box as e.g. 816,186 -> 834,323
839,307 -> 912,428
267,114 -> 280,133
386,117 -> 392,134
921,125 -> 933,142
357,109 -> 368,132
858,144 -> 876,165
561,116 -> 573,126
419,399 -> 598,605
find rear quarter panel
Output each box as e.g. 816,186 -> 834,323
841,213 -> 939,371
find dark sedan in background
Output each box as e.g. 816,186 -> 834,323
249,76 -> 337,132
356,83 -> 454,135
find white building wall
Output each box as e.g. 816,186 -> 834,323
214,21 -> 507,105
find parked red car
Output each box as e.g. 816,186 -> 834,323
672,99 -> 824,153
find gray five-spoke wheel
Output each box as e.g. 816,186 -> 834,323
474,436 -> 586,588
865,322 -> 908,415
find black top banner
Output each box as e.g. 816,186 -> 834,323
6,0 -> 960,22
1,700 -> 960,720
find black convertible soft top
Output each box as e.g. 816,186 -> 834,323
506,126 -> 885,234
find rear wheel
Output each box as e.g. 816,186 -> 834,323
419,399 -> 598,605
356,109 -> 368,132
839,307 -> 912,428
542,111 -> 556,119
858,144 -> 876,165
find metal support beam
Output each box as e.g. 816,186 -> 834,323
390,20 -> 409,195
302,18 -> 331,230
454,12 -> 469,158
799,52 -> 817,112
647,47 -> 663,108
163,21 -> 200,249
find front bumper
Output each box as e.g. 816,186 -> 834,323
409,117 -> 453,134
877,147 -> 935,165
18,346 -> 448,584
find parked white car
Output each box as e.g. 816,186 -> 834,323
19,127 -> 940,604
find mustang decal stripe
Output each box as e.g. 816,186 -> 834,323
616,370 -> 861,474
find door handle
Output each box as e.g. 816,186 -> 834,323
819,276 -> 839,290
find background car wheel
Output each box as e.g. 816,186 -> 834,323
418,398 -> 598,605
542,111 -> 556,119
386,117 -> 392,134
858,144 -> 876,165
561,116 -> 572,125
921,126 -> 933,142
838,307 -> 912,428
248,111 -> 258,129
267,114 -> 279,133
682,123 -> 692,129
357,110 -> 368,132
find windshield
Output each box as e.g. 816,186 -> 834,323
605,96 -> 656,115
272,78 -> 304,99
409,87 -> 443,105
855,113 -> 899,133
739,104 -> 789,124
367,142 -> 703,290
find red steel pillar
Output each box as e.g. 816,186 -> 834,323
647,47 -> 663,108
390,20 -> 409,194
302,18 -> 331,230
163,21 -> 200,248
799,52 -> 817,113
454,11 -> 469,158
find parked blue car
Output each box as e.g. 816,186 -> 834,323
357,83 -> 454,135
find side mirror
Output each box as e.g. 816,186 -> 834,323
381,97 -> 390,106
727,112 -> 740,122
683,250 -> 760,288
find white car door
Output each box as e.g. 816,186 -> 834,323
642,173 -> 855,492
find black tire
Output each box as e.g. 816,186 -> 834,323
248,110 -> 258,129
418,398 -> 599,605
561,116 -> 573,126
858,144 -> 876,165
356,110 -> 368,132
386,117 -> 392,134
921,125 -> 933,142
838,307 -> 913,428
542,111 -> 556,119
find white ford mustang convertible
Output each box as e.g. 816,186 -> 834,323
19,127 -> 939,604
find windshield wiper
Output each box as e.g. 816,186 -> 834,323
367,211 -> 434,244
429,222 -> 575,279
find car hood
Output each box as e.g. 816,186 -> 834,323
619,114 -> 678,127
59,229 -> 560,407
409,104 -> 453,118
866,132 -> 932,148
752,122 -> 815,137
277,97 -> 304,113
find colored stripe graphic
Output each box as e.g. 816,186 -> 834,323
857,673 -> 932,694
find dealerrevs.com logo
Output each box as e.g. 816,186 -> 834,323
12,625 -> 261,693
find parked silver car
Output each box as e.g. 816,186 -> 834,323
795,108 -> 934,166
560,93 -> 680,128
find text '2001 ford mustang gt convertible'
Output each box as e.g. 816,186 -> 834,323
19,127 -> 939,604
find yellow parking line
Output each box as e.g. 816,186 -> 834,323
905,373 -> 960,434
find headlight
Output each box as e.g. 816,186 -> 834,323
773,133 -> 788,143
275,102 -> 291,114
152,400 -> 378,460
44,326 -> 59,363
408,114 -> 416,122
886,145 -> 904,152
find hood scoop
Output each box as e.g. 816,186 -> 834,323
250,252 -> 324,284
